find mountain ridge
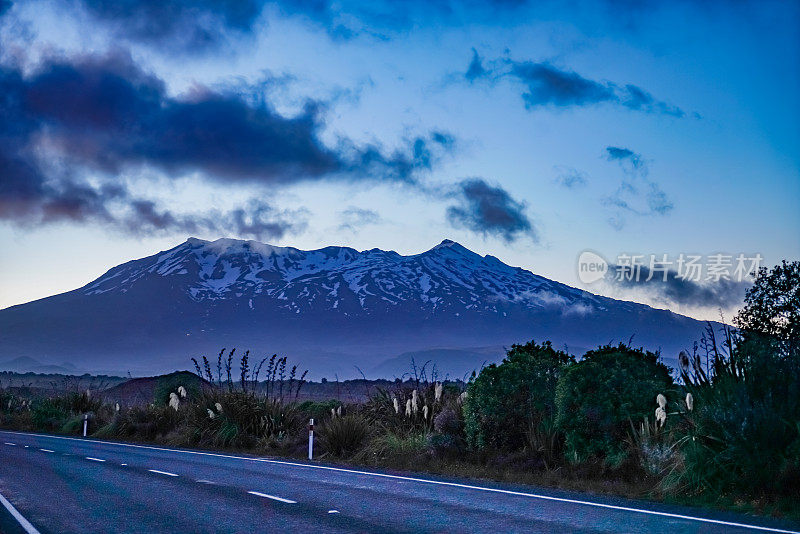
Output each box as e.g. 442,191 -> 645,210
0,237 -> 710,378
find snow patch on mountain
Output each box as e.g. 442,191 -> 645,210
81,237 -> 606,318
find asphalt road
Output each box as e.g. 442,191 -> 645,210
0,430 -> 798,534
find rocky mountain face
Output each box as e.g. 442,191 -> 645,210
0,238 -> 709,378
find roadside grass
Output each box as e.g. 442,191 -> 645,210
2,399 -> 797,523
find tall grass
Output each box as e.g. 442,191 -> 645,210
663,324 -> 800,499
320,413 -> 371,457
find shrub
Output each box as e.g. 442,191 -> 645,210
320,414 -> 370,457
463,340 -> 574,451
186,390 -> 302,448
433,407 -> 461,435
112,404 -> 183,440
554,344 -> 673,465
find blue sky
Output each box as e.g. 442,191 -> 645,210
0,0 -> 798,320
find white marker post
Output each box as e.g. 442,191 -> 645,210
308,418 -> 314,460
82,414 -> 88,437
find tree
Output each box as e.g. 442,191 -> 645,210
463,340 -> 574,450
555,344 -> 673,465
735,260 -> 800,360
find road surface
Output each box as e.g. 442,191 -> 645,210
0,430 -> 797,533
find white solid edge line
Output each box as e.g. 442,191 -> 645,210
148,469 -> 179,477
1,430 -> 797,534
247,491 -> 296,504
85,457 -> 105,462
0,490 -> 41,534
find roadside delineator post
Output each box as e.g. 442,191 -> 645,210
308,418 -> 314,460
83,414 -> 88,437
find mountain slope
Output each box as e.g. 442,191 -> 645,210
0,238 -> 709,377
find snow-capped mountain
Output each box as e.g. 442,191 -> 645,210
0,238 -> 709,378
84,238 -> 599,316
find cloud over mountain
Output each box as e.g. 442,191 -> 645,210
446,178 -> 537,243
606,264 -> 751,308
0,50 -> 450,238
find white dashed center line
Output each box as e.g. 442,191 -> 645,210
148,469 -> 179,477
120,463 -> 128,466
328,510 -> 340,514
86,457 -> 106,462
247,491 -> 296,504
196,479 -> 215,484
39,449 -> 54,453
4,442 -> 15,446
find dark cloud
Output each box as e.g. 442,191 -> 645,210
464,52 -> 684,116
0,51 -> 449,237
67,0 -> 264,52
17,53 -> 346,181
510,61 -> 616,108
465,48 -> 487,82
122,199 -> 307,241
446,178 -> 537,243
119,198 -> 306,240
38,0 -> 533,51
8,0 -> 778,54
224,201 -> 308,239
338,206 -> 382,231
607,264 -> 751,308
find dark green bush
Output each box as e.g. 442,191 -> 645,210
31,398 -> 71,432
555,344 -> 673,465
464,340 -> 574,450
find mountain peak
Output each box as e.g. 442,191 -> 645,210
424,239 -> 481,261
429,238 -> 469,252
